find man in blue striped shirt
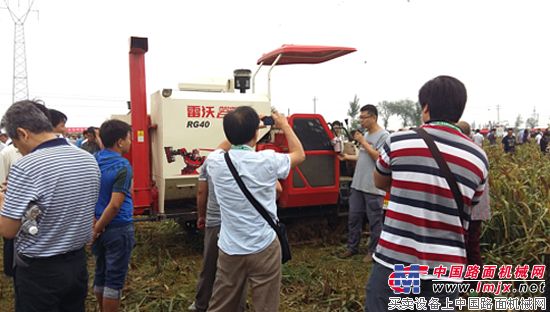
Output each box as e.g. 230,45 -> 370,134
0,100 -> 100,312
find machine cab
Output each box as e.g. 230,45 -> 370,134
257,113 -> 340,208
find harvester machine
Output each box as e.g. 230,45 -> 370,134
126,37 -> 357,225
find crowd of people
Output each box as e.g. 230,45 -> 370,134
189,75 -> 492,312
0,100 -> 134,312
467,126 -> 550,154
0,74 -> 547,312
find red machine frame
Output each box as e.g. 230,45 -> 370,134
266,114 -> 340,208
128,37 -> 155,215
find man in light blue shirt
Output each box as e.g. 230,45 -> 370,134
206,106 -> 305,312
190,164 -> 245,312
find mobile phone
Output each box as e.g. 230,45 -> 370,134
262,116 -> 274,126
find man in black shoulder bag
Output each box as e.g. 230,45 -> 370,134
205,106 -> 305,312
365,76 -> 489,311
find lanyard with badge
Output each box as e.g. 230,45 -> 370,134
427,121 -> 462,133
231,145 -> 254,151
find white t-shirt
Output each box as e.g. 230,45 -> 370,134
535,133 -> 543,145
473,133 -> 484,147
0,144 -> 22,182
206,147 -> 291,255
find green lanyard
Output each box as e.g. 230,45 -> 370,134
427,121 -> 462,133
231,145 -> 254,151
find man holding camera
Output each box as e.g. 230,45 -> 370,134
339,105 -> 389,262
205,107 -> 305,312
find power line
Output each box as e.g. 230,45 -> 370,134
0,90 -> 127,102
33,93 -> 126,103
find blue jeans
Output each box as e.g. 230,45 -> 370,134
92,223 -> 135,298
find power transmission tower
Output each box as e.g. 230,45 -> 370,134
3,0 -> 37,103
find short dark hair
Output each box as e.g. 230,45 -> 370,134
99,119 -> 131,148
86,126 -> 97,138
418,75 -> 467,123
49,109 -> 67,127
360,104 -> 378,118
223,106 -> 259,145
1,100 -> 53,139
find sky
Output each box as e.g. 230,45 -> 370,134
1,0 -> 549,131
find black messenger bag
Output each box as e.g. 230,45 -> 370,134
224,152 -> 291,264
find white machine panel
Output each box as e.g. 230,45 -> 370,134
150,89 -> 271,213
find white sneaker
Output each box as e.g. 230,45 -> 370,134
188,302 -> 197,311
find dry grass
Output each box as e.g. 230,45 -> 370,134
0,218 -> 371,312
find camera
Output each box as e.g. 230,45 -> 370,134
20,203 -> 41,235
261,116 -> 274,126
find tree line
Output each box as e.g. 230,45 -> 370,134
346,96 -> 547,131
346,95 -> 422,131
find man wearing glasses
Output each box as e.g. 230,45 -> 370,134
339,105 -> 389,262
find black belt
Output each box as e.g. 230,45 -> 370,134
18,247 -> 85,264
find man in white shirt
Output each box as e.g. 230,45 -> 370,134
535,131 -> 543,145
473,129 -> 484,147
0,145 -> 22,183
0,133 -> 7,153
205,107 -> 305,312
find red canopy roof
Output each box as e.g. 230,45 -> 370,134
257,44 -> 356,65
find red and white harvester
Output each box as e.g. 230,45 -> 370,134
125,37 -> 356,225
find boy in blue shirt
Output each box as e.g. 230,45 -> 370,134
93,119 -> 134,312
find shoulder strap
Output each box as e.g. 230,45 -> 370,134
413,128 -> 468,225
223,152 -> 279,232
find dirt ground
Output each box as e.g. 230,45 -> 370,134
0,218 -> 372,312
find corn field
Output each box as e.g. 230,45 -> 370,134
0,142 -> 548,311
481,143 -> 550,265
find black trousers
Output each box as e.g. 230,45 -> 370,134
3,238 -> 15,276
14,248 -> 88,312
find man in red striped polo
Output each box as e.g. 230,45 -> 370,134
365,76 -> 489,311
